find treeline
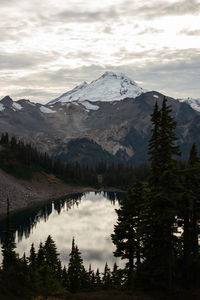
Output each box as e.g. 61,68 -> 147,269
0,201 -> 125,298
0,133 -> 97,186
0,132 -> 150,188
112,97 -> 200,290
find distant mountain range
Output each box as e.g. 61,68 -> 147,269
0,72 -> 200,164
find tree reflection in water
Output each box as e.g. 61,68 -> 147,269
0,192 -> 124,271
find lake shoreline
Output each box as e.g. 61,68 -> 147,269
0,169 -> 124,219
2,187 -> 124,221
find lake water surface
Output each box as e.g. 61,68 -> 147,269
0,192 -> 124,272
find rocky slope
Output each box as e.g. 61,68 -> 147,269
0,72 -> 199,164
0,169 -> 96,217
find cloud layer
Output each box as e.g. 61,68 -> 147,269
0,0 -> 199,103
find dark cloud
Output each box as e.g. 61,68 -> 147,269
39,0 -> 200,26
51,8 -> 118,24
180,28 -> 200,35
126,49 -> 200,98
0,52 -> 54,69
121,0 -> 200,19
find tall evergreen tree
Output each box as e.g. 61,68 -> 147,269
111,263 -> 121,289
68,237 -> 85,292
37,242 -> 45,267
1,198 -> 17,270
95,268 -> 102,289
44,235 -> 61,275
144,97 -> 181,289
148,101 -> 161,186
102,262 -> 111,289
181,143 -> 200,284
62,265 -> 69,289
29,243 -> 37,269
111,181 -> 145,285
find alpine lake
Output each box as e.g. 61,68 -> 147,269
0,192 -> 124,272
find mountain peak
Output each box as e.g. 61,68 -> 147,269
101,71 -> 135,81
0,95 -> 13,105
48,71 -> 146,105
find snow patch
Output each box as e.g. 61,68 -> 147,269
40,106 -> 56,114
28,101 -> 36,106
72,102 -> 79,106
12,102 -> 23,110
81,101 -> 99,111
178,98 -> 200,112
113,144 -> 125,155
153,95 -> 159,99
0,103 -> 5,111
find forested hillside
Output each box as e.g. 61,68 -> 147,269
0,133 -> 150,189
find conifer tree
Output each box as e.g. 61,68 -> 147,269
188,144 -> 200,264
181,143 -> 200,284
111,181 -> 145,285
102,262 -> 111,289
68,237 -> 85,292
37,242 -> 45,266
29,243 -> 37,269
1,198 -> 17,270
28,243 -> 40,289
44,235 -> 61,275
111,263 -> 121,288
62,265 -> 69,289
148,101 -> 161,186
144,97 -> 181,289
95,268 -> 102,289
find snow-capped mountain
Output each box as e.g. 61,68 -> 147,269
48,71 -> 146,104
178,98 -> 200,112
0,71 -> 200,165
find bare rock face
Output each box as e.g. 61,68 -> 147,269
0,72 -> 200,164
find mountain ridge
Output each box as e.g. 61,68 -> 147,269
0,71 -> 200,165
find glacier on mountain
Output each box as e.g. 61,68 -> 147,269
48,71 -> 146,105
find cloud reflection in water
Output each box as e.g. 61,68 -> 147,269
15,192 -> 124,271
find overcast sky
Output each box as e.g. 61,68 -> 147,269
0,0 -> 200,103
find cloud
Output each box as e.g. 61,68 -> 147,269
180,28 -> 200,35
103,26 -> 113,34
0,0 -> 199,102
56,9 -> 117,23
1,46 -> 200,103
0,52 -> 54,70
120,0 -> 200,19
137,27 -> 164,35
39,0 -> 200,26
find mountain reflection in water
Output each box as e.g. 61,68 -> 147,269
0,192 -> 124,271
